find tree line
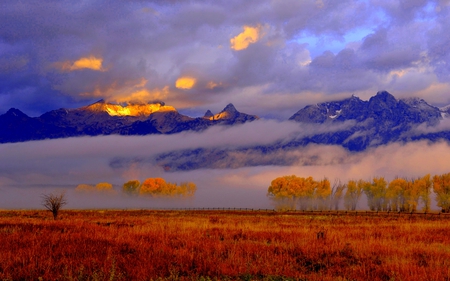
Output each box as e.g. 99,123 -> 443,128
267,173 -> 450,212
76,178 -> 197,197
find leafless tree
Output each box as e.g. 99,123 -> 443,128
42,192 -> 67,220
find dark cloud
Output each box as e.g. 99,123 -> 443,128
1,0 -> 449,117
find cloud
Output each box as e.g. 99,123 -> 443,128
175,76 -> 197,89
230,25 -> 262,51
2,119 -> 450,209
55,56 -> 105,72
1,1 -> 450,118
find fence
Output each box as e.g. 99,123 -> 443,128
158,207 -> 450,218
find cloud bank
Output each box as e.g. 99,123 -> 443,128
2,121 -> 450,209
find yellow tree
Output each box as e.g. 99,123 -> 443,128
75,184 -> 95,193
179,182 -> 197,197
140,178 -> 167,196
432,173 -> 450,213
123,180 -> 141,195
344,180 -> 364,211
267,175 -> 317,210
314,178 -> 331,210
95,182 -> 113,192
331,180 -> 346,211
387,178 -> 407,212
267,176 -> 298,210
364,177 -> 387,211
295,176 -> 317,210
416,174 -> 432,212
404,179 -> 421,212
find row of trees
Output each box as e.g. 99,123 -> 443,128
76,178 -> 197,198
267,173 -> 450,212
123,178 -> 197,197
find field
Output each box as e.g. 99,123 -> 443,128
0,210 -> 450,280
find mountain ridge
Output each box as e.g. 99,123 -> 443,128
1,91 -> 450,151
0,101 -> 259,143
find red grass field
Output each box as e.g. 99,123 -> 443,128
0,210 -> 449,280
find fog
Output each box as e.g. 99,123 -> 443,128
1,120 -> 450,210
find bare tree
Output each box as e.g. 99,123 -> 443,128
42,192 -> 67,220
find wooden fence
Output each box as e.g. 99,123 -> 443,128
155,208 -> 450,218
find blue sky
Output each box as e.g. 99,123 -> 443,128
1,0 -> 450,119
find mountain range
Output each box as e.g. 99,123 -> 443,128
2,91 -> 450,171
0,100 -> 258,143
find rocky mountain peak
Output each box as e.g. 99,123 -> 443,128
203,110 -> 214,118
223,103 -> 237,113
5,108 -> 28,118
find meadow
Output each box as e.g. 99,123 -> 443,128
0,210 -> 449,281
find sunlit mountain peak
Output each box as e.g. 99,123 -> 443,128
84,100 -> 176,117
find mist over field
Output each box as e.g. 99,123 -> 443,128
1,120 -> 450,210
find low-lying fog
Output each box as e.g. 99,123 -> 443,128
1,120 -> 450,210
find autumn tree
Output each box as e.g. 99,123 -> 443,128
75,182 -> 115,194
330,180 -> 346,211
417,174 -> 432,212
268,175 -> 323,210
138,178 -> 197,197
123,180 -> 140,195
363,177 -> 387,211
42,192 -> 67,220
432,173 -> 450,213
386,178 -> 405,211
404,179 -> 420,212
179,182 -> 197,197
314,178 -> 331,210
95,182 -> 113,192
344,180 -> 364,211
267,175 -> 299,210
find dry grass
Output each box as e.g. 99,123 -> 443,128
0,210 -> 449,280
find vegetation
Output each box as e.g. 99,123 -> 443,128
123,178 -> 197,197
41,192 -> 67,220
1,210 -> 449,280
268,173 -> 450,212
75,182 -> 115,193
76,178 -> 197,198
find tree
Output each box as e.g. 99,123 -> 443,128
123,180 -> 141,195
387,178 -> 407,212
267,175 -> 319,210
137,178 -> 197,197
432,173 -> 450,213
363,177 -> 387,211
331,180 -> 346,211
42,192 -> 67,220
314,178 -> 331,210
95,182 -> 113,192
417,174 -> 432,212
140,178 -> 167,196
344,180 -> 364,211
75,182 -> 115,194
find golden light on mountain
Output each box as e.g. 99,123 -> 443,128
85,102 -> 176,117
56,56 -> 104,71
175,76 -> 196,89
205,112 -> 230,121
230,25 -> 261,51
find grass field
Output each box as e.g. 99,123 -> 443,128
0,210 -> 449,280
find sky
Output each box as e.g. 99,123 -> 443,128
2,0 -> 450,210
1,0 -> 450,119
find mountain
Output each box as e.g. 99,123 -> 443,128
151,91 -> 450,171
288,91 -> 442,151
0,100 -> 259,143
